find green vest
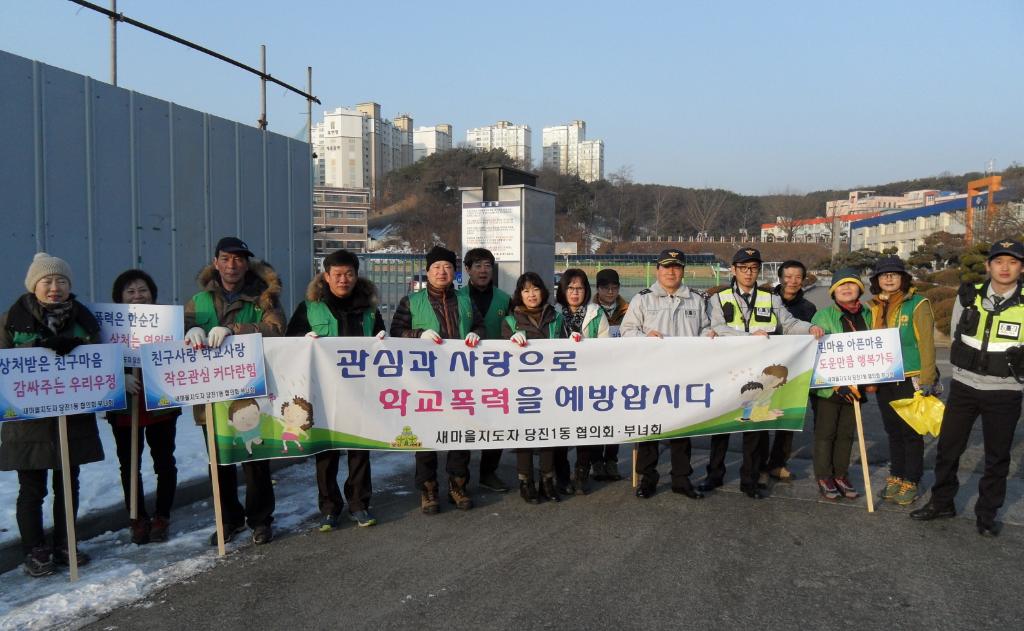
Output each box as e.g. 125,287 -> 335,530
12,322 -> 90,347
191,290 -> 261,333
888,294 -> 925,376
950,282 -> 1024,378
305,301 -> 376,337
810,303 -> 874,399
409,289 -> 472,338
718,287 -> 778,333
457,285 -> 510,340
504,314 -> 564,340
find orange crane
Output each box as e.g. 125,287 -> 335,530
964,175 -> 1002,245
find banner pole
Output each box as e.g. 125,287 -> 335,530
852,399 -> 875,513
57,415 -> 79,581
632,444 -> 638,488
205,402 -> 227,556
129,367 -> 140,522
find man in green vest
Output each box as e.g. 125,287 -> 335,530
286,249 -> 385,530
183,236 -> 285,545
459,247 -> 512,493
701,247 -> 823,499
390,245 -> 485,514
912,238 -> 1024,536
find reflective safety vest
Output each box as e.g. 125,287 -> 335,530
191,291 -> 261,333
717,287 -> 778,334
305,301 -> 375,337
409,289 -> 472,339
950,282 -> 1024,378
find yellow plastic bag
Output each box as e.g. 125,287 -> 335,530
889,392 -> 944,437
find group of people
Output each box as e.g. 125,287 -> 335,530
2,235 -> 1021,579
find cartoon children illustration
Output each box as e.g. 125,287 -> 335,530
737,382 -> 765,422
277,396 -> 314,454
228,398 -> 264,456
753,364 -> 789,419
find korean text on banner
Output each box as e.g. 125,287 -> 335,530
0,344 -> 127,421
139,333 -> 267,411
208,335 -> 817,464
810,328 -> 905,388
89,303 -> 184,367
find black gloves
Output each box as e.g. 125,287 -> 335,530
36,336 -> 84,356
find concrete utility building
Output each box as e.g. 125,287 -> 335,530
542,120 -> 605,182
466,121 -> 532,166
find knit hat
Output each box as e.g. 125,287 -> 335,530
425,245 -> 457,268
828,268 -> 864,296
595,269 -> 620,287
25,252 -> 72,292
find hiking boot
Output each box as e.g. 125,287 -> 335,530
605,461 -> 623,482
769,466 -> 796,482
348,509 -> 377,527
635,477 -> 657,499
893,480 -> 919,506
23,547 -> 55,578
420,481 -> 440,515
757,472 -> 770,489
478,471 -> 510,493
252,524 -> 273,545
53,547 -> 90,567
880,476 -> 902,501
833,476 -> 860,499
557,478 -> 576,496
209,522 -> 247,546
540,477 -> 561,502
572,466 -> 591,495
519,477 -> 540,504
149,516 -> 170,543
130,518 -> 151,545
591,461 -> 609,481
817,478 -> 840,501
447,476 -> 473,510
319,513 -> 340,532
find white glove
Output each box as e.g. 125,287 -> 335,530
570,331 -> 583,342
465,332 -> 481,348
510,331 -> 527,347
305,331 -> 320,339
207,326 -> 232,348
420,329 -> 442,344
375,330 -> 387,340
124,373 -> 141,395
184,327 -> 207,348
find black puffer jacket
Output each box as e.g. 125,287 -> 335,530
0,294 -> 105,471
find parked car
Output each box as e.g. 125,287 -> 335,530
408,273 -> 428,292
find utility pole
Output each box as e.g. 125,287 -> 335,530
307,66 -> 312,149
109,0 -> 117,85
258,44 -> 267,130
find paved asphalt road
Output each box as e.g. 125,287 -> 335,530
87,285 -> 1024,629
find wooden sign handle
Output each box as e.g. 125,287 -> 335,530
852,399 -> 875,513
57,415 -> 79,581
204,402 -> 227,556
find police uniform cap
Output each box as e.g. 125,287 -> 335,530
655,249 -> 685,267
987,239 -> 1024,262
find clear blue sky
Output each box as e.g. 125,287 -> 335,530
2,0 -> 1021,195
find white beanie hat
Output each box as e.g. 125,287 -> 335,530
25,252 -> 73,292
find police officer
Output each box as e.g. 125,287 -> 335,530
286,249 -> 385,530
458,247 -> 512,493
911,238 -> 1024,536
702,248 -> 822,499
620,249 -> 711,500
183,236 -> 285,545
390,245 -> 486,514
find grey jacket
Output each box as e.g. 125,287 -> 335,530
620,282 -> 710,338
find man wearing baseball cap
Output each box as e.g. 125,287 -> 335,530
184,236 -> 285,545
912,238 -> 1024,535
702,247 -> 823,499
620,249 -> 711,500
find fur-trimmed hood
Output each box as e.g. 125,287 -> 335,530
305,275 -> 379,310
196,259 -> 281,312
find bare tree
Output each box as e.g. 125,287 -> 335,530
650,187 -> 681,238
761,188 -> 818,242
682,188 -> 728,236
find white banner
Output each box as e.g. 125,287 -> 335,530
810,329 -> 905,388
0,345 -> 126,421
205,335 -> 818,463
139,333 -> 267,410
88,303 -> 184,367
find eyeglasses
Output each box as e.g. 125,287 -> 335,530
566,286 -> 586,293
878,272 -> 902,280
734,265 -> 760,274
